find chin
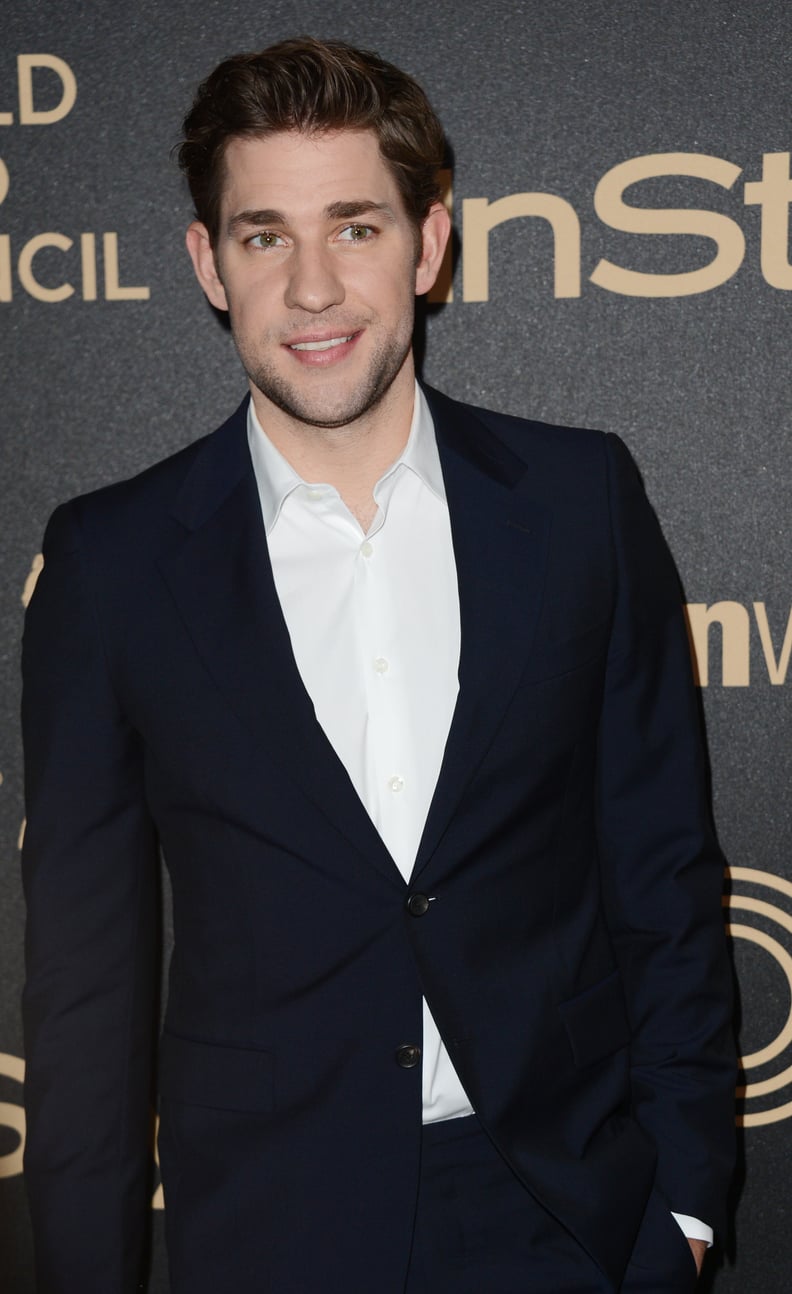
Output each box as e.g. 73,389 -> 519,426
253,367 -> 404,431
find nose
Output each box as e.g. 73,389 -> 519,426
283,242 -> 345,313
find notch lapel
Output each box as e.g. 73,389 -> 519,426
159,401 -> 402,888
412,389 -> 551,878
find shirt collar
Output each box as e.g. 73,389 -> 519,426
247,382 -> 445,535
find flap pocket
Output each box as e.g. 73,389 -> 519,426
159,1031 -> 274,1113
559,970 -> 630,1067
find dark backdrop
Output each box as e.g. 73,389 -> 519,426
2,2 -> 790,1289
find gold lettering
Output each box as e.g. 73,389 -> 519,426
0,156 -> 8,205
152,1114 -> 164,1209
22,552 -> 43,607
686,601 -> 750,687
0,1053 -> 25,1180
18,54 -> 77,126
753,602 -> 792,685
80,232 -> 97,301
0,233 -> 11,302
744,152 -> 792,289
103,232 -> 149,301
462,192 -> 580,302
591,153 -> 745,297
17,232 -> 74,301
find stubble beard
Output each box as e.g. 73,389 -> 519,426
234,320 -> 414,431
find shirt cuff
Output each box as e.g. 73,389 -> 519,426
671,1212 -> 714,1247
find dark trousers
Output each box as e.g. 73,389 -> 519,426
405,1116 -> 699,1293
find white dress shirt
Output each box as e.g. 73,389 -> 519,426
248,384 -> 473,1122
246,384 -> 711,1246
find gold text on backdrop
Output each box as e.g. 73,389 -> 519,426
430,153 -> 792,302
0,55 -> 76,126
686,602 -> 792,687
0,54 -> 149,303
0,230 -> 150,302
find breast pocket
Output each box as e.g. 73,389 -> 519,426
523,618 -> 611,685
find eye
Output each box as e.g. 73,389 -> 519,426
338,223 -> 375,242
248,230 -> 286,249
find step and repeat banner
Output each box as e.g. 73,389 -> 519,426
1,1 -> 790,1289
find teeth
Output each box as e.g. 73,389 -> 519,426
290,335 -> 352,352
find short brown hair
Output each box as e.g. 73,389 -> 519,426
178,36 -> 446,246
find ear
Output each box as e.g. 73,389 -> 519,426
415,200 -> 452,297
185,221 -> 228,312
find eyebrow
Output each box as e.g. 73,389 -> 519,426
226,200 -> 398,235
325,201 -> 397,222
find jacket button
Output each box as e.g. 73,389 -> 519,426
407,893 -> 430,917
395,1043 -> 421,1069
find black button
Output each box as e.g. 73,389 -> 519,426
407,893 -> 430,917
395,1043 -> 421,1069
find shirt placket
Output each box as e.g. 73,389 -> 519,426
354,517 -> 416,881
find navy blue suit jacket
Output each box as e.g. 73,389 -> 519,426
21,387 -> 735,1293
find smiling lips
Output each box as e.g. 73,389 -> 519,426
285,331 -> 361,365
290,335 -> 353,351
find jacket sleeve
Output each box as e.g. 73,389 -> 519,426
21,500 -> 160,1294
597,433 -> 736,1239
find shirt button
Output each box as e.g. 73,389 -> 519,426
407,893 -> 430,917
373,657 -> 389,674
360,541 -> 374,558
388,776 -> 405,793
395,1044 -> 421,1069
305,487 -> 324,501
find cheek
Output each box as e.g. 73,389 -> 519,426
362,269 -> 417,326
228,284 -> 279,337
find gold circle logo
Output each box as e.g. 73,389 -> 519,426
0,1052 -> 25,1179
727,866 -> 792,1126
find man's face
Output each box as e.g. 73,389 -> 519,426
187,129 -> 448,431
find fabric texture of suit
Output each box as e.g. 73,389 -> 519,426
21,387 -> 735,1293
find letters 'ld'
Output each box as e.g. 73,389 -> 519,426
0,55 -> 77,126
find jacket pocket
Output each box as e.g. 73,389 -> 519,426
159,1030 -> 274,1112
559,970 -> 630,1067
522,618 -> 610,684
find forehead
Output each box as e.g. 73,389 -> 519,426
219,129 -> 405,221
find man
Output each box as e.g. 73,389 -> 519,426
21,36 -> 735,1294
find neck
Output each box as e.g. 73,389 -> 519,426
251,362 -> 416,531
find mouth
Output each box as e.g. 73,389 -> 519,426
288,334 -> 355,352
283,330 -> 362,367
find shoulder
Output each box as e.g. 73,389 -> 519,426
426,383 -> 613,455
423,385 -> 631,496
43,398 -> 250,555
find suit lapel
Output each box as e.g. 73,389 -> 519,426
158,390 -> 550,888
412,388 -> 551,878
159,400 -> 402,887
